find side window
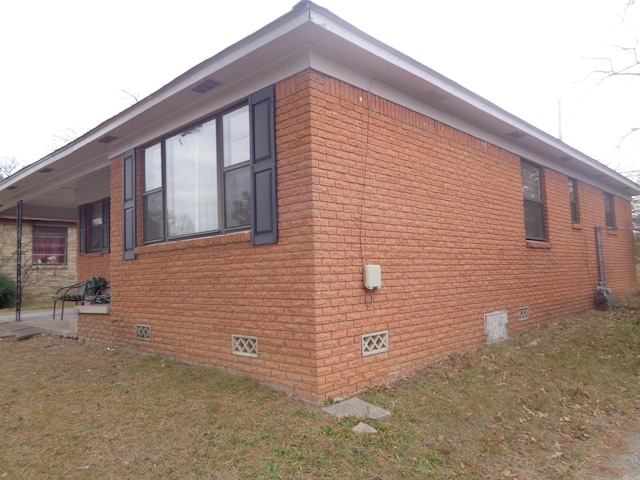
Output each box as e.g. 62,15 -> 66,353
568,178 -> 579,224
141,105 -> 250,243
521,160 -> 546,241
79,198 -> 110,254
604,193 -> 615,228
32,226 -> 67,265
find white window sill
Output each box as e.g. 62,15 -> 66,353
75,305 -> 110,315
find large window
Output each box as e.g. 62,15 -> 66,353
568,178 -> 579,224
521,161 -> 546,241
143,104 -> 250,243
604,193 -> 615,228
32,226 -> 67,265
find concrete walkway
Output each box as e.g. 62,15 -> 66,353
0,308 -> 77,339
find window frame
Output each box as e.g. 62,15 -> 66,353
568,178 -> 579,224
604,193 -> 615,228
32,226 -> 67,265
142,102 -> 251,245
521,160 -> 547,242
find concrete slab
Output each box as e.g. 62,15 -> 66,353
14,327 -> 42,340
0,321 -> 41,340
322,397 -> 391,421
0,310 -> 77,339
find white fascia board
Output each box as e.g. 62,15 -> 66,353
305,8 -> 640,197
307,48 -> 638,199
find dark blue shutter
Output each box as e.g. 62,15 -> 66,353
249,85 -> 278,245
122,149 -> 136,260
102,197 -> 110,253
78,205 -> 86,256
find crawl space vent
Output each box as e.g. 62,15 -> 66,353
362,331 -> 389,357
232,335 -> 258,358
518,307 -> 530,322
135,324 -> 151,341
484,311 -> 508,344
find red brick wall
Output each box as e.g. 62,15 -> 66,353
77,253 -> 109,283
81,78 -> 323,400
303,70 -> 637,399
78,69 -> 638,403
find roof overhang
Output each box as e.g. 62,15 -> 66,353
0,0 -> 637,220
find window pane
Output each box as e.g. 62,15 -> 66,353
145,143 -> 162,192
604,194 -> 614,227
521,163 -> 541,201
32,227 -> 66,264
143,191 -> 164,241
166,119 -> 218,237
225,165 -> 251,228
91,201 -> 103,226
88,201 -> 104,252
524,200 -> 545,240
568,179 -> 576,202
569,179 -> 579,224
223,106 -> 250,167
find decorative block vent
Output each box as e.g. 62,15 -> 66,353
135,324 -> 151,341
518,307 -> 530,322
362,331 -> 389,357
484,310 -> 508,344
232,335 -> 258,358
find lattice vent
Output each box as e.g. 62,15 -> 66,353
232,335 -> 258,358
518,307 -> 530,322
135,324 -> 151,341
362,331 -> 389,357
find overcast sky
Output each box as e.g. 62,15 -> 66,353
1,0 -> 638,178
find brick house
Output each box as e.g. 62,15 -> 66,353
0,1 -> 638,402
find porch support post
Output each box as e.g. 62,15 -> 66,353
15,200 -> 22,322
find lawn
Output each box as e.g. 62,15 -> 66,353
1,297 -> 640,479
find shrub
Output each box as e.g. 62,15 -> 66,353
0,273 -> 16,308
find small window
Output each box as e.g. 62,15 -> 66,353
32,226 -> 66,265
604,193 -> 615,228
521,161 -> 546,241
568,178 -> 579,224
80,198 -> 110,254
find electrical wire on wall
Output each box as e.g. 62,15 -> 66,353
357,82 -> 378,305
357,86 -> 374,267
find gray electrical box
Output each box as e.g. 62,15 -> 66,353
363,264 -> 382,290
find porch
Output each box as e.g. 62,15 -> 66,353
0,310 -> 78,339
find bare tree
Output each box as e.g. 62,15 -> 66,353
0,156 -> 19,179
584,1 -> 638,145
121,89 -> 141,106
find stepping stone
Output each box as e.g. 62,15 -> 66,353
14,327 -> 41,340
322,397 -> 391,420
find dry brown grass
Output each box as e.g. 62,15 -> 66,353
1,297 -> 640,479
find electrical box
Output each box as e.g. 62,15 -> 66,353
363,264 -> 382,290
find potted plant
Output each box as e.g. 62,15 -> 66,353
82,277 -> 108,304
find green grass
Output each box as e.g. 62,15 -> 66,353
1,298 -> 639,479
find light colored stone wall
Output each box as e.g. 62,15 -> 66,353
0,219 -> 78,303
